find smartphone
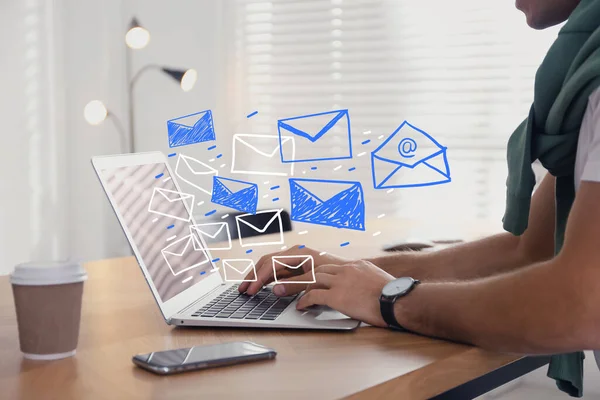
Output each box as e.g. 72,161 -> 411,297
132,341 -> 276,375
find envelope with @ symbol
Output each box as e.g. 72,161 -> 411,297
189,222 -> 232,251
222,259 -> 257,282
147,187 -> 195,222
175,154 -> 218,195
371,121 -> 451,189
161,234 -> 208,276
231,134 -> 295,176
272,255 -> 315,284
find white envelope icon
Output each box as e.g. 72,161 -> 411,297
148,187 -> 195,222
272,255 -> 315,284
222,259 -> 257,282
231,134 -> 295,176
161,234 -> 208,276
235,209 -> 284,247
189,222 -> 232,251
175,154 -> 218,195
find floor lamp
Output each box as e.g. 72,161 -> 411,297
84,17 -> 197,153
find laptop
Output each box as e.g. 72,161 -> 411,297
92,151 -> 359,330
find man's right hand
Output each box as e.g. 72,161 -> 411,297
238,245 -> 350,296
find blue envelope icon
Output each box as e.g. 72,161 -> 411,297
289,178 -> 365,231
211,176 -> 258,214
167,110 -> 216,148
371,121 -> 451,189
278,109 -> 352,163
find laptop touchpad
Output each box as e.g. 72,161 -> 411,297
313,306 -> 352,321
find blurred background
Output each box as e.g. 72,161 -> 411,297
4,0 -> 600,397
0,0 -> 558,274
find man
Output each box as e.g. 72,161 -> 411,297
240,0 -> 600,396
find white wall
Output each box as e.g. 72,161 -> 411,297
0,0 -> 69,274
61,0 -> 128,263
0,0 -> 229,271
62,0 -> 225,262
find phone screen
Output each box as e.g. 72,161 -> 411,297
133,341 -> 275,369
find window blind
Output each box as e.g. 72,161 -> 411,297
226,0 -> 558,231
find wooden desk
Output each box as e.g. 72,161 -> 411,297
0,224 -> 547,399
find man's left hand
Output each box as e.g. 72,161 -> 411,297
277,260 -> 395,328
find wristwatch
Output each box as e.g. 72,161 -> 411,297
379,277 -> 420,331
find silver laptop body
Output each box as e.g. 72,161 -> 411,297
92,152 -> 359,331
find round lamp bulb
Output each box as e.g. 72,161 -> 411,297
180,69 -> 198,92
84,100 -> 108,126
125,26 -> 150,49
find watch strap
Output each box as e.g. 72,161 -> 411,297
379,295 -> 407,331
379,278 -> 420,331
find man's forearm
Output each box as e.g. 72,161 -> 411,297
369,232 -> 532,281
371,174 -> 556,282
393,257 -> 599,353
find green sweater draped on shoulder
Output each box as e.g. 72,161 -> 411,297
503,0 -> 600,396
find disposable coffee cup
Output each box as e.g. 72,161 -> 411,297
10,261 -> 87,360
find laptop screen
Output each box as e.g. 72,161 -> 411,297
101,162 -> 215,302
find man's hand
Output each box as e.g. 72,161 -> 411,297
238,245 -> 350,296
292,260 -> 395,328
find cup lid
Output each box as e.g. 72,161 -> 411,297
10,261 -> 88,286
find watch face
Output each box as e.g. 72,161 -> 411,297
382,277 -> 415,297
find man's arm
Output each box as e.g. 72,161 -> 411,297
393,181 -> 600,353
241,174 -> 555,297
370,173 -> 556,281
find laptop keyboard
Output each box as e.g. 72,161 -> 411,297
191,285 -> 298,321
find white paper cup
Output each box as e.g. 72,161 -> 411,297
10,261 -> 87,360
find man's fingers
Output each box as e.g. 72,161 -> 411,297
273,272 -> 333,296
296,289 -> 330,310
304,272 -> 335,292
244,252 -> 290,295
272,281 -> 307,297
245,246 -> 316,295
243,271 -> 271,295
239,250 -> 283,293
238,281 -> 250,293
315,264 -> 344,275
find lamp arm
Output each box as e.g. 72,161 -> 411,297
107,112 -> 128,153
127,61 -> 161,153
129,64 -> 162,90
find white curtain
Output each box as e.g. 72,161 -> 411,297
0,0 -> 69,274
